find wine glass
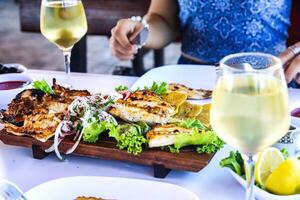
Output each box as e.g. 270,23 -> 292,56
210,53 -> 290,200
40,0 -> 88,86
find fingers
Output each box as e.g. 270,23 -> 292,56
285,55 -> 300,83
279,48 -> 295,66
280,42 -> 300,66
110,37 -> 135,60
129,23 -> 145,42
110,19 -> 141,60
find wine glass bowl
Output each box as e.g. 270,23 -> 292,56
40,0 -> 87,84
210,53 -> 290,200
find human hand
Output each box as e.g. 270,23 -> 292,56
110,19 -> 145,60
280,42 -> 300,84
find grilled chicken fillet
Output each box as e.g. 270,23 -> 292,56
109,90 -> 176,124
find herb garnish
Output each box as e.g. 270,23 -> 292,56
144,82 -> 168,95
33,80 -> 55,94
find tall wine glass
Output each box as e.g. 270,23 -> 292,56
40,0 -> 88,86
210,53 -> 290,200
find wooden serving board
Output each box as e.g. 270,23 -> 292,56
0,130 -> 215,178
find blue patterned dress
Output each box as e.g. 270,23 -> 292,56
177,0 -> 292,64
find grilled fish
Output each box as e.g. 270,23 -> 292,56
168,83 -> 212,100
147,124 -> 193,148
109,90 -> 176,124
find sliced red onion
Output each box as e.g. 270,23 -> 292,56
65,127 -> 85,154
120,91 -> 131,100
45,122 -> 64,160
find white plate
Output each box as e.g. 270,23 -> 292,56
131,65 -> 216,104
229,170 -> 300,200
25,176 -> 199,200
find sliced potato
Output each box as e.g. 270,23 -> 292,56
161,91 -> 187,110
196,103 -> 211,126
175,101 -> 203,119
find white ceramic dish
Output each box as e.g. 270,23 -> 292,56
25,176 -> 199,200
131,64 -> 216,104
229,170 -> 300,200
0,73 -> 33,109
0,63 -> 27,74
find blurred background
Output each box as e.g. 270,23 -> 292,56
0,0 -> 180,75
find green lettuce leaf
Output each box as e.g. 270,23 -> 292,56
219,151 -> 245,176
169,129 -> 224,153
144,82 -> 168,95
82,121 -> 108,143
178,118 -> 207,130
33,80 -> 55,94
107,122 -> 148,155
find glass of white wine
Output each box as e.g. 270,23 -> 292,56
40,0 -> 88,86
211,53 -> 290,200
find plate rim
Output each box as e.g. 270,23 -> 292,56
131,64 -> 216,91
25,175 -> 200,200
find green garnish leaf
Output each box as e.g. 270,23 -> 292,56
107,122 -> 148,155
82,121 -> 107,143
115,85 -> 129,92
219,151 -> 245,176
33,80 -> 55,94
280,148 -> 289,160
179,118 -> 206,130
144,82 -> 168,95
169,129 -> 224,154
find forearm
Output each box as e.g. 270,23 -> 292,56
143,13 -> 179,49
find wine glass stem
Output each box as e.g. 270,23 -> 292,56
246,156 -> 255,200
63,50 -> 71,86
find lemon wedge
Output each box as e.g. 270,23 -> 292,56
254,147 -> 284,187
265,158 -> 300,195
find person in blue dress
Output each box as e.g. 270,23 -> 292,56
109,0 -> 300,86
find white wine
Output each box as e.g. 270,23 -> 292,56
210,75 -> 290,155
40,1 -> 87,50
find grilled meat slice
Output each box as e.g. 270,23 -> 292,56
109,90 -> 176,124
52,78 -> 90,100
168,83 -> 212,100
4,114 -> 61,142
1,79 -> 91,142
147,124 -> 193,148
2,79 -> 90,124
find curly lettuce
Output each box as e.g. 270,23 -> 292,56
107,122 -> 149,155
169,128 -> 224,154
178,118 -> 207,130
82,121 -> 108,143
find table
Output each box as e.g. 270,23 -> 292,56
1,69 -> 300,200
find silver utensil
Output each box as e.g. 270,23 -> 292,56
0,180 -> 27,200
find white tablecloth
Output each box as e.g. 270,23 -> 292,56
1,69 -> 299,200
